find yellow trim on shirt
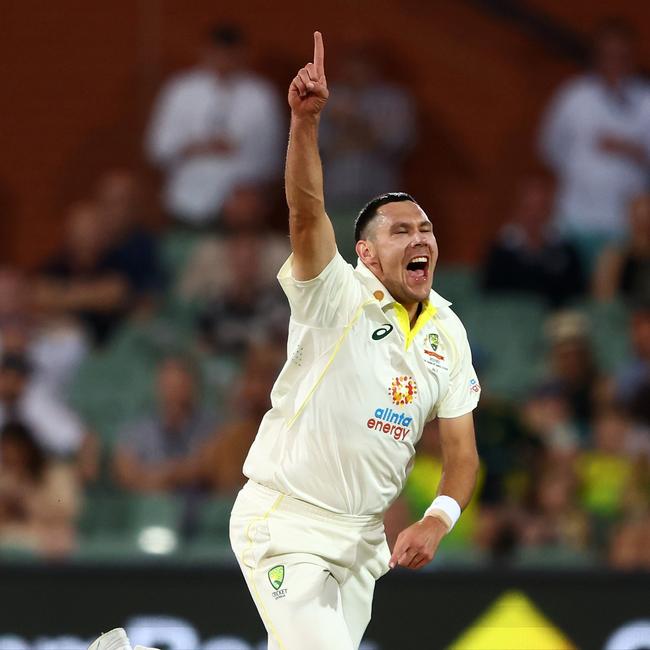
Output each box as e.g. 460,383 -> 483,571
286,298 -> 374,430
388,301 -> 437,350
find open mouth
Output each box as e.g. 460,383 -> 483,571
405,255 -> 429,283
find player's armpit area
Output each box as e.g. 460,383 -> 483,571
278,252 -> 365,329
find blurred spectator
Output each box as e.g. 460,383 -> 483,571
196,231 -> 289,357
521,384 -> 580,456
113,357 -> 215,493
34,201 -> 131,346
0,353 -> 91,462
146,24 -> 283,226
608,514 -> 650,569
320,46 -> 416,214
474,395 -> 541,506
482,173 -> 585,307
575,407 -> 638,522
200,342 -> 284,494
540,311 -> 602,437
538,19 -> 650,257
0,421 -> 81,557
95,169 -> 164,314
518,464 -> 590,556
593,194 -> 650,304
615,302 -> 650,419
0,267 -> 87,395
177,183 -> 289,303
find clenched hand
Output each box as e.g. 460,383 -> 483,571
389,516 -> 448,570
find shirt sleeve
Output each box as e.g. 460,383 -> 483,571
277,251 -> 366,328
145,79 -> 189,167
437,322 -> 481,419
24,387 -> 85,456
538,80 -> 579,174
640,92 -> 650,159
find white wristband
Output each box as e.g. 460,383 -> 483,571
424,495 -> 462,532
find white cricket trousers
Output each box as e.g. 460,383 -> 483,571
230,480 -> 390,650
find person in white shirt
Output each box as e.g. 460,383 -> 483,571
229,32 -> 480,650
539,19 -> 650,251
145,24 -> 283,226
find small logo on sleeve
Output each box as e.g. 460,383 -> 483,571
372,324 -> 393,341
469,378 -> 481,393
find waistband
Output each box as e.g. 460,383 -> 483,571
243,480 -> 384,529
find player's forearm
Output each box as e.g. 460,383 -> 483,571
436,449 -> 479,510
285,114 -> 326,222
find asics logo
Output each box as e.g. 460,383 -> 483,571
372,324 -> 393,340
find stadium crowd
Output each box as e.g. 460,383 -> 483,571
0,21 -> 648,571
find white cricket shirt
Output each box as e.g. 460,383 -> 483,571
243,252 -> 480,516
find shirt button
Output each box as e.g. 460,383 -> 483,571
374,290 -> 384,301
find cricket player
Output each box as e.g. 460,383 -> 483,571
229,31 -> 480,650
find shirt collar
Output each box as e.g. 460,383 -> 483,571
354,258 -> 452,310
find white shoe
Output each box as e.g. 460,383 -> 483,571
88,628 -> 132,650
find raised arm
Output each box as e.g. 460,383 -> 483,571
286,31 -> 337,281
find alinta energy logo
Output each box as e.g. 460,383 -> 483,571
366,376 -> 417,442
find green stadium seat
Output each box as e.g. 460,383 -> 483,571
194,496 -> 236,540
180,539 -> 235,564
159,229 -> 203,283
127,493 -> 184,533
571,298 -> 631,370
328,211 -> 357,264
76,492 -> 186,561
77,491 -> 133,539
432,265 -> 479,321
0,543 -> 40,562
181,496 -> 237,564
463,294 -> 547,399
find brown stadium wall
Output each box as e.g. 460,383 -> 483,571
3,1 -> 650,268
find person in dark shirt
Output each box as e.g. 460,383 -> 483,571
197,231 -> 288,357
482,173 -> 585,307
112,356 -> 215,493
95,169 -> 164,304
35,201 -> 130,346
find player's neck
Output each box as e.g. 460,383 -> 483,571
405,301 -> 423,328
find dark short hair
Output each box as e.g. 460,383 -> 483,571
354,192 -> 417,242
0,421 -> 45,479
209,24 -> 244,48
0,353 -> 31,376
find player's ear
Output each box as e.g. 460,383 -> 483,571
356,239 -> 375,263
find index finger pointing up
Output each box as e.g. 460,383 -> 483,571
313,31 -> 325,76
